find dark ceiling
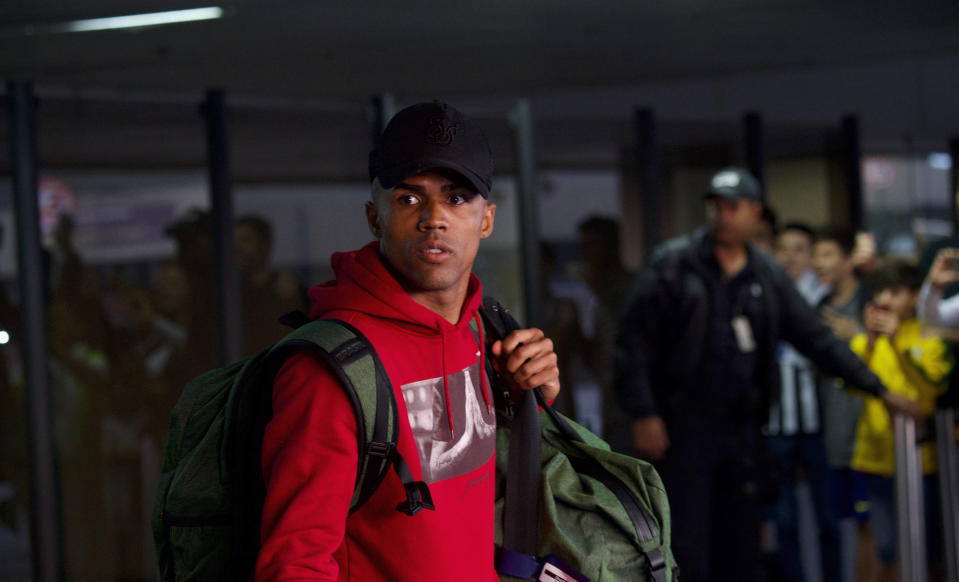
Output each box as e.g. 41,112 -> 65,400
5,1 -> 959,103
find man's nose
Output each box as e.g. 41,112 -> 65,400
418,199 -> 449,230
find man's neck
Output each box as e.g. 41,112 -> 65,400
829,273 -> 859,307
713,240 -> 748,277
407,289 -> 467,324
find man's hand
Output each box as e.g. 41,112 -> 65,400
821,307 -> 860,341
927,248 -> 959,291
490,327 -> 560,404
880,390 -> 922,423
632,416 -> 670,461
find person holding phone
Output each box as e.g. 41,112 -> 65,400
919,247 -> 959,332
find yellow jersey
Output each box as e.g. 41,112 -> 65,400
850,318 -> 953,477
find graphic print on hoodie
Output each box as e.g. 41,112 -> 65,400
403,361 -> 496,483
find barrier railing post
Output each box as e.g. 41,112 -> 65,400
936,407 -> 959,582
895,414 -> 927,582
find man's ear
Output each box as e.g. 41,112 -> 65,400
365,201 -> 382,238
480,202 -> 496,239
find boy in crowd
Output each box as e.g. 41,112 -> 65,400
850,261 -> 953,582
813,226 -> 875,579
766,222 -> 837,582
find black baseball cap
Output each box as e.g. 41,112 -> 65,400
704,167 -> 762,202
369,101 -> 493,197
164,208 -> 211,238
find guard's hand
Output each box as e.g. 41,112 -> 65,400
632,416 -> 670,461
881,390 -> 922,423
821,307 -> 860,341
490,327 -> 560,404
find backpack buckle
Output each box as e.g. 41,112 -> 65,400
646,548 -> 668,582
367,441 -> 395,459
396,480 -> 435,516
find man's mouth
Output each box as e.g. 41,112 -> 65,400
418,241 -> 453,263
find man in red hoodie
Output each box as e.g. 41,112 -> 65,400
255,102 -> 561,581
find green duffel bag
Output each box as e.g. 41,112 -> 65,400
494,394 -> 678,582
478,298 -> 678,581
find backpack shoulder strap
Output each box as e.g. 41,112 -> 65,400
269,319 -> 433,516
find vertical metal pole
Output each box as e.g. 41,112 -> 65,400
635,108 -> 662,254
742,112 -> 766,202
841,115 -> 864,231
8,80 -> 62,582
936,408 -> 959,582
372,93 -> 396,139
894,414 -> 927,582
949,137 -> 959,232
508,100 -> 542,328
202,89 -> 242,364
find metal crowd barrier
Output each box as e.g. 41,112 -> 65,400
895,414 -> 927,582
937,407 -> 959,582
896,406 -> 959,582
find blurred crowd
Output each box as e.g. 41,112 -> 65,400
537,171 -> 958,582
0,210 -> 307,581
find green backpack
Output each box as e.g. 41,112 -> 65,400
151,317 -> 432,582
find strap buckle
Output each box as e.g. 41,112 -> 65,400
367,441 -> 394,458
646,547 -> 668,582
396,480 -> 435,516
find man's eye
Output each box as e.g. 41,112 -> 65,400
397,194 -> 418,205
449,193 -> 469,205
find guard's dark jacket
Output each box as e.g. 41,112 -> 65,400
614,228 -> 886,424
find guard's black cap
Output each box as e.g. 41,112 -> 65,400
705,167 -> 762,202
369,102 -> 493,197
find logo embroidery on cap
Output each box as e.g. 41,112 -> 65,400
426,116 -> 458,146
712,171 -> 741,189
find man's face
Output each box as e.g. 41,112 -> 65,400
775,230 -> 813,281
234,224 -> 269,272
812,240 -> 851,287
366,169 -> 496,301
153,263 -> 190,315
705,196 -> 761,246
873,285 -> 918,320
578,229 -> 606,266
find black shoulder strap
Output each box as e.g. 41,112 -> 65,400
269,318 -> 433,516
479,298 -> 543,577
477,297 -> 522,414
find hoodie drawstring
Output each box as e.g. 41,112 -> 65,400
442,312 -> 494,440
440,329 -> 455,439
474,312 -> 492,414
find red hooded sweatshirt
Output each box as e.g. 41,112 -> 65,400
255,242 -> 499,582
